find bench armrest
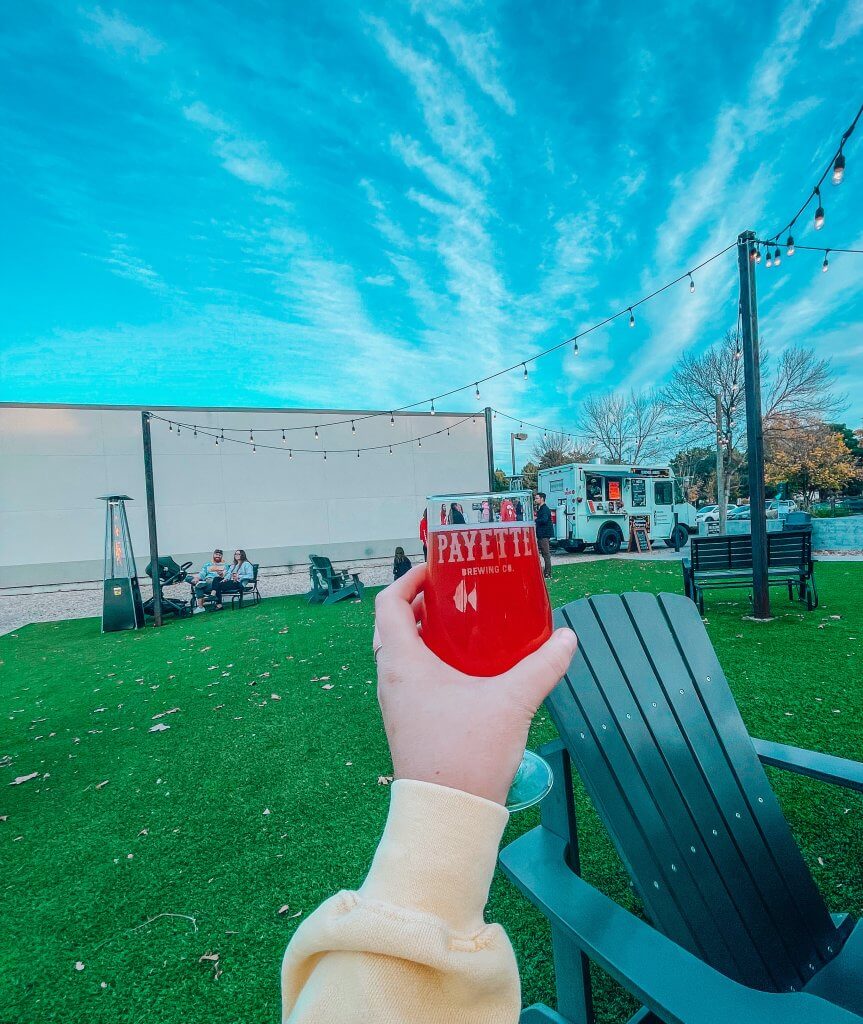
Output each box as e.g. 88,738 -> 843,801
752,738 -> 863,793
500,827 -> 860,1024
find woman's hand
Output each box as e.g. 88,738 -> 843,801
373,565 -> 577,806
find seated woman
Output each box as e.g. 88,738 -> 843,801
392,546 -> 412,581
213,549 -> 254,609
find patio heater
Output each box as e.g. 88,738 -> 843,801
99,494 -> 144,633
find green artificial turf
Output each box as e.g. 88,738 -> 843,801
1,560 -> 861,1024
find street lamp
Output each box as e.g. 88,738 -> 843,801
510,431 -> 528,477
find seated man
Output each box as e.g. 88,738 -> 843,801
192,549 -> 227,613
213,549 -> 254,609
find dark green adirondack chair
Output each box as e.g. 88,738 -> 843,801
306,555 -> 364,605
500,592 -> 863,1024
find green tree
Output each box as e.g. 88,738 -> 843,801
521,461 -> 539,492
492,469 -> 509,492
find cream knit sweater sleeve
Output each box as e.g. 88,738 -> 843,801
281,779 -> 520,1023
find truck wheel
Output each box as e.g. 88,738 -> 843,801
664,525 -> 689,549
595,526 -> 622,555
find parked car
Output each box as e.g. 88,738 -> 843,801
765,499 -> 798,518
727,505 -> 751,520
695,504 -> 719,524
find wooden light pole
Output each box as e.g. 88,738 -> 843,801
141,411 -> 163,626
736,231 -> 770,618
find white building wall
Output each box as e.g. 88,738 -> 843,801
0,404 -> 491,586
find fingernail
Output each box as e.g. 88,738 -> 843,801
553,628 -> 578,654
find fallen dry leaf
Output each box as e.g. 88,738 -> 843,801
95,780 -> 110,790
270,694 -> 281,701
10,772 -> 39,786
263,808 -> 271,815
321,684 -> 334,691
278,904 -> 291,915
75,961 -> 85,971
0,815 -> 7,822
148,723 -> 170,733
377,775 -> 394,786
151,708 -> 180,720
199,953 -> 219,963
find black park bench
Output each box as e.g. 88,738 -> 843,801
682,530 -> 817,614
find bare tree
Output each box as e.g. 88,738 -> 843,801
579,390 -> 666,463
663,335 -> 844,511
531,432 -> 594,470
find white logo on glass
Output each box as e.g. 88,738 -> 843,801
453,580 -> 478,613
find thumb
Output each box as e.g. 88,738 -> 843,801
504,627 -> 578,709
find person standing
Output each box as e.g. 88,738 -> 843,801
419,509 -> 428,561
450,502 -> 466,525
534,492 -> 554,579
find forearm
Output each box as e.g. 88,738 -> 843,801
281,780 -> 520,1024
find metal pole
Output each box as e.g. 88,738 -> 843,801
737,231 -> 770,618
715,394 -> 727,533
483,406 -> 495,491
511,433 -> 516,477
141,411 -> 163,627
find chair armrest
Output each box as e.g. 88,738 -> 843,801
499,826 -> 860,1024
752,738 -> 863,793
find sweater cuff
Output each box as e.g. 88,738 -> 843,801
359,779 -> 509,934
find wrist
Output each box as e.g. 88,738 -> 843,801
360,779 -> 508,932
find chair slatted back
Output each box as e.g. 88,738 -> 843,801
691,531 -> 809,574
549,592 -> 840,993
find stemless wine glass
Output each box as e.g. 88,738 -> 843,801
421,490 -> 555,811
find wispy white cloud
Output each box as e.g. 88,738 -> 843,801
182,101 -> 287,189
367,16 -> 495,179
822,0 -> 863,48
364,273 -> 395,286
81,7 -> 164,60
93,233 -> 169,294
417,4 -> 516,115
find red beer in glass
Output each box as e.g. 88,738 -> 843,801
422,492 -> 553,675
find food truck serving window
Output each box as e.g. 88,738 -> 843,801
586,475 -> 603,500
654,480 -> 673,506
631,478 -> 647,507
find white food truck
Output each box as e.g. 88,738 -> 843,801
537,462 -> 697,555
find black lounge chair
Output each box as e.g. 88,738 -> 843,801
306,555 -> 364,604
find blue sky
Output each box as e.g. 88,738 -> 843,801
1,0 -> 861,465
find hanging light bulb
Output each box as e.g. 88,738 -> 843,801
418,437 -> 422,447
523,363 -> 528,379
765,249 -> 773,268
430,400 -> 436,416
822,250 -> 830,273
390,412 -> 395,426
474,383 -> 481,400
814,188 -> 825,230
357,449 -> 360,458
215,436 -> 219,447
786,235 -> 795,256
314,426 -> 319,440
324,451 -> 327,460
252,443 -> 256,453
832,151 -> 845,186
447,427 -> 450,437
492,410 -> 497,419
389,445 -> 393,455
773,247 -> 781,267
193,426 -> 197,437
688,273 -> 695,293
573,338 -> 579,355
281,429 -> 286,443
177,424 -> 181,435
168,421 -> 173,431
220,428 -> 224,443
754,246 -> 762,264
249,428 -> 253,442
289,449 -> 293,459
628,308 -> 635,328
351,420 -> 356,434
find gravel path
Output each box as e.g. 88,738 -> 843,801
2,546 -> 859,636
